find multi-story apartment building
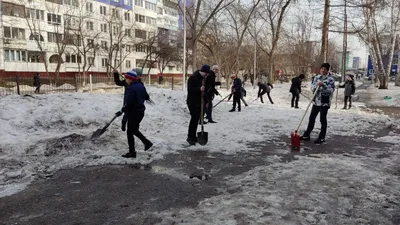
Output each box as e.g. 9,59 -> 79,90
0,0 -> 181,77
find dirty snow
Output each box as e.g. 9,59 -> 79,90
0,80 -> 399,219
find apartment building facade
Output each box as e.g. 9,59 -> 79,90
0,0 -> 181,77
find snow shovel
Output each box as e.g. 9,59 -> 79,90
291,87 -> 320,149
197,79 -> 208,145
213,93 -> 231,108
91,114 -> 118,139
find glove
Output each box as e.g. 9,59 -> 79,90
115,110 -> 123,117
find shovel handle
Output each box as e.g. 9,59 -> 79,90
295,86 -> 320,132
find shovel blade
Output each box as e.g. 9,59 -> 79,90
91,128 -> 106,139
197,131 -> 208,146
290,132 -> 300,149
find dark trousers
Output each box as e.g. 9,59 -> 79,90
232,92 -> 241,110
127,111 -> 150,152
188,105 -> 201,139
260,91 -> 274,104
205,99 -> 213,120
303,105 -> 329,139
35,86 -> 40,93
344,95 -> 352,107
291,93 -> 300,107
122,114 -> 128,129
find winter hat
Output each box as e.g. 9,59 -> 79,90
200,64 -> 211,73
299,74 -> 305,79
230,74 -> 237,78
320,63 -> 330,70
124,69 -> 138,80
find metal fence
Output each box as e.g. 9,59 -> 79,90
0,74 -> 186,96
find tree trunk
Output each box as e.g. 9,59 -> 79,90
320,0 -> 330,63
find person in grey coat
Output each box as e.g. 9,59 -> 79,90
339,75 -> 356,109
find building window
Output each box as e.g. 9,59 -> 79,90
100,6 -> 107,15
87,21 -> 94,30
47,13 -> 62,25
47,32 -> 63,43
4,49 -> 27,62
136,59 -> 145,67
126,60 -> 131,68
88,57 -> 95,66
64,0 -> 79,7
64,14 -> 79,28
29,33 -> 44,41
65,54 -> 81,63
135,0 -> 143,7
25,8 -> 45,20
168,66 -> 174,71
125,29 -> 131,37
124,0 -> 130,5
145,2 -> 156,11
101,41 -> 108,50
146,17 -> 156,25
157,7 -> 163,14
113,26 -> 120,35
135,14 -> 145,23
112,8 -> 120,18
86,2 -> 93,12
3,27 -> 25,40
65,33 -> 81,46
46,0 -> 62,4
101,24 -> 108,33
101,58 -> 108,67
87,39 -> 94,47
124,12 -> 130,21
1,2 -> 25,18
135,29 -> 147,39
28,51 -> 44,63
126,45 -> 132,52
135,44 -> 146,53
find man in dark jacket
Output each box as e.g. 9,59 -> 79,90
114,68 -> 146,131
339,74 -> 356,109
289,74 -> 305,108
186,64 -> 210,145
33,73 -> 41,94
257,82 -> 274,104
229,74 -> 242,112
115,70 -> 153,158
204,65 -> 221,123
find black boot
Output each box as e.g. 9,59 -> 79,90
144,142 -> 153,151
186,137 -> 196,145
229,109 -> 235,112
314,138 -> 326,144
122,151 -> 137,158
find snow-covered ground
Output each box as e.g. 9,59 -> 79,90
362,82 -> 400,107
1,81 -> 399,223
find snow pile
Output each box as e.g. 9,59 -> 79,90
364,83 -> 400,107
0,82 -> 394,197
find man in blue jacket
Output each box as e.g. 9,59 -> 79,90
115,69 -> 153,158
300,63 -> 335,144
229,74 -> 242,112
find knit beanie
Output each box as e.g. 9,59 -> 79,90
200,64 -> 211,73
124,69 -> 138,80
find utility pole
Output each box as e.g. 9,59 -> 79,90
182,0 -> 187,91
321,0 -> 330,63
253,17 -> 257,88
341,0 -> 348,82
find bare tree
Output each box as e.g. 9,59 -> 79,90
66,0 -> 101,84
20,0 -> 49,77
356,0 -> 400,89
100,6 -> 137,75
256,0 -> 294,83
179,0 -> 235,70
